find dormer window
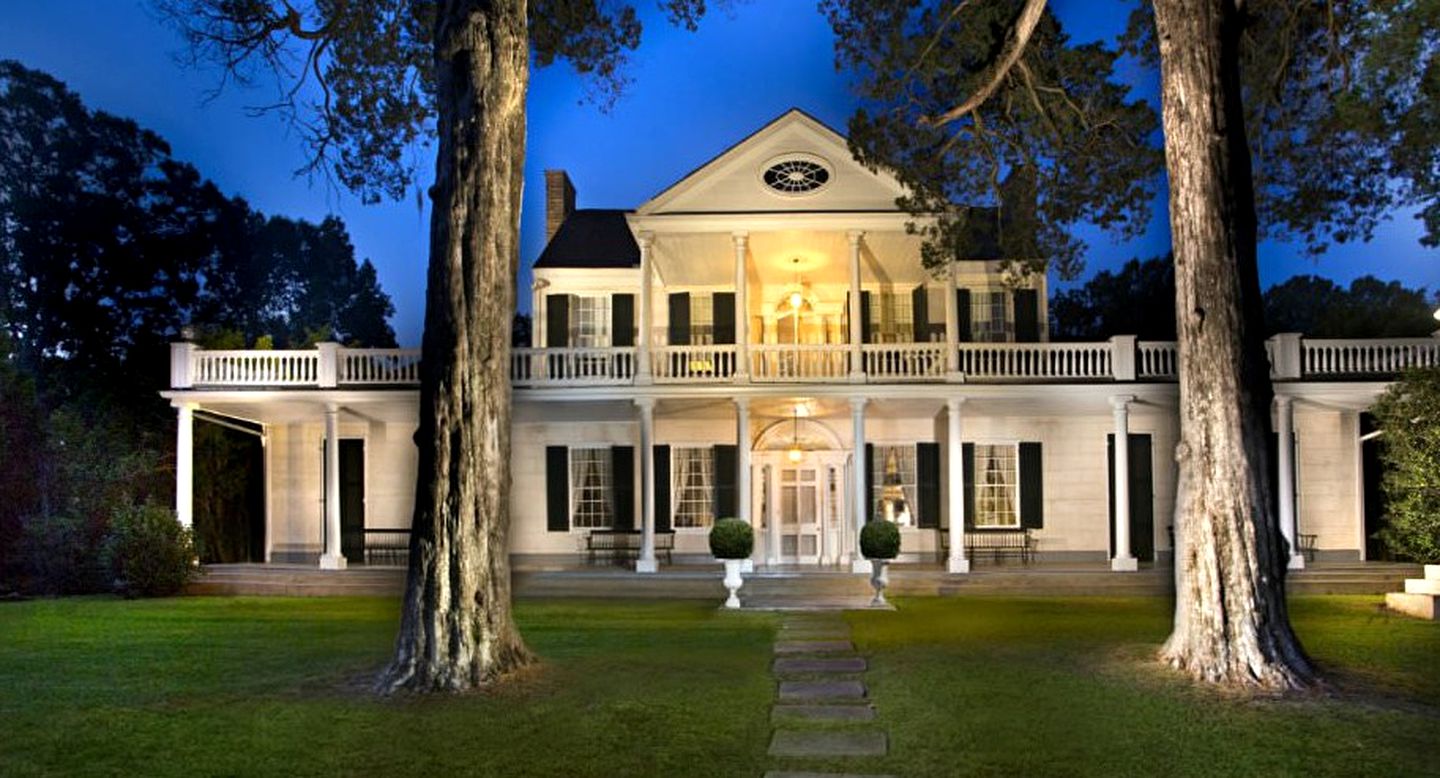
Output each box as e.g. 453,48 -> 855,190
761,155 -> 831,195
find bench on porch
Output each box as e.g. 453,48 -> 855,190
583,529 -> 675,566
363,528 -> 411,566
939,528 -> 1037,564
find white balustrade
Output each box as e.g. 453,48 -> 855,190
749,344 -> 851,382
652,345 -> 738,383
509,347 -> 636,386
1302,338 -> 1440,376
861,343 -> 946,381
191,350 -> 320,386
341,349 -> 422,384
1137,342 -> 1178,379
956,342 -> 1113,381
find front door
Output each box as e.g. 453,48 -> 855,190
339,439 -> 366,564
779,465 -> 822,564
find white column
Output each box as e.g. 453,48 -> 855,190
1276,395 -> 1304,570
1110,395 -> 1138,572
735,398 -> 751,524
175,403 -> 195,529
765,462 -> 780,567
847,230 -> 865,382
732,232 -> 750,381
636,233 -> 654,384
635,398 -> 658,572
944,262 -> 961,380
946,398 -> 970,573
319,403 -> 346,570
850,397 -> 872,573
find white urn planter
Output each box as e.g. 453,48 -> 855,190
721,558 -> 745,609
869,560 -> 890,607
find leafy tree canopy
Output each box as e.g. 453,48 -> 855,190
1050,256 -> 1176,341
1372,367 -> 1440,563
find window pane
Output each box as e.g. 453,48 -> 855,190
672,447 -> 714,529
570,448 -> 613,529
872,445 -> 918,526
973,444 -> 1018,528
571,296 -> 612,348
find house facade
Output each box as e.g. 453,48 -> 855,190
161,109 -> 1438,574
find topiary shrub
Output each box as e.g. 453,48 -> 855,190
860,520 -> 901,560
1372,366 -> 1440,563
709,518 -> 754,560
102,503 -> 196,597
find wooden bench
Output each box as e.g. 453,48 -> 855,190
584,530 -> 675,566
940,528 -> 1036,564
363,528 -> 411,566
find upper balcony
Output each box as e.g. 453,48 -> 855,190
167,335 -> 1440,391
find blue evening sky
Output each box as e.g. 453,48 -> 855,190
2,0 -> 1434,346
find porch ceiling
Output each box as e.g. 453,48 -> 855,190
651,229 -> 931,288
162,390 -> 419,426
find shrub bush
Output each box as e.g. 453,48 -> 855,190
860,520 -> 901,560
1373,367 -> 1440,563
102,503 -> 196,597
709,518 -> 753,559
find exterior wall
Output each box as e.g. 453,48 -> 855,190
266,418 -> 417,564
1295,406 -> 1361,559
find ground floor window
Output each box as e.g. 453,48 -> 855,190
672,447 -> 714,529
872,444 -> 918,526
974,443 -> 1019,527
570,447 -> 613,529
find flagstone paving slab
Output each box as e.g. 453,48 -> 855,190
774,657 -> 867,674
768,730 -> 888,758
778,680 -> 867,702
771,703 -> 877,722
774,640 -> 854,655
763,773 -> 896,778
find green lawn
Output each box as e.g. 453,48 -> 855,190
0,595 -> 1434,777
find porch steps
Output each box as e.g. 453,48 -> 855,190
1386,564 -> 1440,620
185,561 -> 1422,598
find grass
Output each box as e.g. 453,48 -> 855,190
0,595 -> 1434,777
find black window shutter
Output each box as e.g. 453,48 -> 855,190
956,289 -> 972,342
611,446 -> 635,530
545,446 -> 569,532
962,442 -> 975,529
668,292 -> 691,346
912,285 -> 929,343
545,294 -> 569,348
864,443 -> 875,523
713,292 -> 736,345
1013,289 -> 1040,343
1019,441 -> 1044,528
611,294 -> 635,347
860,291 -> 873,344
654,445 -> 672,532
713,444 -> 738,518
916,442 -> 940,529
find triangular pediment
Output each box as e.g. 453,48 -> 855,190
636,109 -> 909,216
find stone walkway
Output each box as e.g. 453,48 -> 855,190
763,613 -> 894,778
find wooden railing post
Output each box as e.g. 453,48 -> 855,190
1270,333 -> 1303,379
317,342 -> 340,388
170,342 -> 197,388
1109,335 -> 1137,381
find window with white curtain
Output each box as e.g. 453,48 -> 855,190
571,295 -> 611,347
570,448 -> 613,529
973,443 -> 1019,527
971,290 -> 1010,343
867,292 -> 915,343
871,444 -> 918,526
690,294 -> 714,345
672,447 -> 714,529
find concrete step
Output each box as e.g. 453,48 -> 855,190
768,730 -> 887,758
1385,592 -> 1438,620
1405,578 -> 1440,595
778,681 -> 867,702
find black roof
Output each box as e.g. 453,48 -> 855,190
534,209 -> 639,269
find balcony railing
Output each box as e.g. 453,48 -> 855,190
170,335 -> 1440,390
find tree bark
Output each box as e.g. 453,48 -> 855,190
378,0 -> 534,693
1152,0 -> 1314,690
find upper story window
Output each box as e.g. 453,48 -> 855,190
760,154 -> 832,195
972,290 -> 1011,343
572,295 -> 611,348
868,292 -> 916,343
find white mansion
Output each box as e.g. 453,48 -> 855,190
162,109 -> 1438,575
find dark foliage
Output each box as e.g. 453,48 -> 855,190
860,519 -> 901,560
1371,367 -> 1440,563
708,518 -> 754,559
1263,275 -> 1438,338
1051,257 -> 1176,341
102,503 -> 197,597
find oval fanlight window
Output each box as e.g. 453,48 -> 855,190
761,157 -> 831,194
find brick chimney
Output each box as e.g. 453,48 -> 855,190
545,170 -> 576,243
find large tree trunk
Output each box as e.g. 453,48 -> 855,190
378,0 -> 534,693
1152,0 -> 1314,690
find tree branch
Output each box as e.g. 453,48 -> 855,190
919,0 -> 1048,128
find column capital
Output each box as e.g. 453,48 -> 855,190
324,402 -> 341,415
849,396 -> 868,413
1109,394 -> 1136,411
945,396 -> 967,413
637,230 -> 655,248
634,397 -> 656,412
733,396 -> 750,412
846,229 -> 866,246
731,231 -> 749,246
1274,393 -> 1294,410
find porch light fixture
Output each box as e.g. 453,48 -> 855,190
787,406 -> 804,463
